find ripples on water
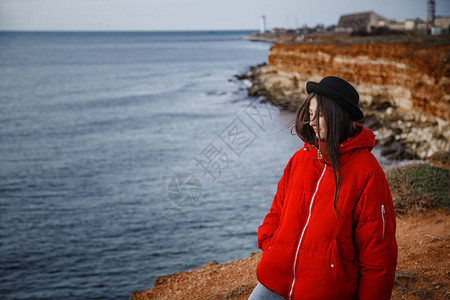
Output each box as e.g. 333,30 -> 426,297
0,31 -> 304,299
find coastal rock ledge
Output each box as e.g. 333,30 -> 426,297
237,40 -> 450,160
130,252 -> 261,300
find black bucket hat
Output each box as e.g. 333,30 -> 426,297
306,76 -> 364,121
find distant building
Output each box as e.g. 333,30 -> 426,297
336,11 -> 387,33
404,19 -> 417,31
388,18 -> 425,32
416,20 -> 428,35
335,9 -> 447,36
388,20 -> 406,31
434,16 -> 450,32
431,26 -> 442,35
270,27 -> 285,34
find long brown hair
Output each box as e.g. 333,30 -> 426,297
291,92 -> 356,217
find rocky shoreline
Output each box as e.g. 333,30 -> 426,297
235,61 -> 449,162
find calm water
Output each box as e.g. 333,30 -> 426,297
0,31 -> 305,299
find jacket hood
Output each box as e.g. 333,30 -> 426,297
340,122 -> 375,154
305,123 -> 375,164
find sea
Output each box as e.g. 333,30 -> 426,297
0,30 -> 306,299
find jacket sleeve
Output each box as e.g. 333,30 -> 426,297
257,154 -> 294,251
353,172 -> 398,300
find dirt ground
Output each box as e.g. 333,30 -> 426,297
392,209 -> 449,299
130,208 -> 449,300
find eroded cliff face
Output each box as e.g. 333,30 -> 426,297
241,41 -> 449,159
267,43 -> 449,122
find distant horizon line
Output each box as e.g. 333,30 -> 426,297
0,29 -> 261,33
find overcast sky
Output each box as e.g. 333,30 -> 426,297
1,0 -> 449,31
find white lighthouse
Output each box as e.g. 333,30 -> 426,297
260,15 -> 266,33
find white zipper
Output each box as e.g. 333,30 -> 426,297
288,165 -> 327,300
381,205 -> 385,238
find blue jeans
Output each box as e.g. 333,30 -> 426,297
248,283 -> 286,299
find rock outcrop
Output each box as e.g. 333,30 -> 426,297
238,37 -> 450,160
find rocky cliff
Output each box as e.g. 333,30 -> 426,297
268,43 -> 449,121
241,38 -> 450,159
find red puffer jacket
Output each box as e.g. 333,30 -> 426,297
256,123 -> 397,300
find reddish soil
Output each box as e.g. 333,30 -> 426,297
392,209 -> 449,299
130,208 -> 449,300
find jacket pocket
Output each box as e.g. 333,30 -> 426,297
330,239 -> 352,280
266,238 -> 275,251
268,226 -> 282,250
263,230 -> 278,251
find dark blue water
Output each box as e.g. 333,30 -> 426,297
0,31 -> 305,299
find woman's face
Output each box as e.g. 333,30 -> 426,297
309,97 -> 327,140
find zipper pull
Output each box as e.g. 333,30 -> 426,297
381,205 -> 385,238
317,150 -> 323,159
381,205 -> 385,214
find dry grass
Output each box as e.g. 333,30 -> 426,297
386,163 -> 449,214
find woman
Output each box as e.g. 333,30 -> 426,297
249,76 -> 398,300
